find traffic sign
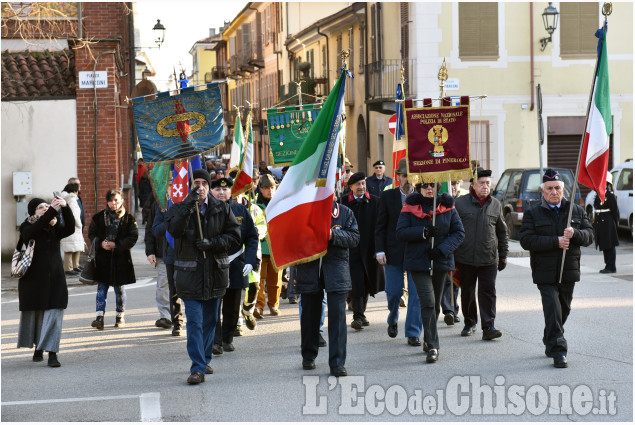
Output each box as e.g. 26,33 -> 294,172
388,114 -> 397,135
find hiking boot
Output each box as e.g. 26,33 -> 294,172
114,315 -> 125,328
244,314 -> 257,330
172,324 -> 182,336
47,352 -> 61,367
91,316 -> 104,330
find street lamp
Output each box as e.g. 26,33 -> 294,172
142,66 -> 151,80
540,2 -> 559,51
152,19 -> 166,49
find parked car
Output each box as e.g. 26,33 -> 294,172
584,159 -> 633,236
492,168 -> 582,240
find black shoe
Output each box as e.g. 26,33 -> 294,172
155,318 -> 172,329
454,315 -> 461,323
222,342 -> 235,352
33,349 -> 44,362
65,270 -> 79,276
280,286 -> 287,300
407,337 -> 421,346
423,342 -> 430,353
318,334 -> 327,347
599,268 -> 616,274
426,349 -> 438,363
91,316 -> 104,330
351,319 -> 363,330
361,319 -> 370,327
47,352 -> 61,368
288,296 -> 299,304
482,326 -> 502,340
172,325 -> 182,336
212,344 -> 223,355
114,316 -> 125,328
330,366 -> 347,377
387,324 -> 398,338
444,313 -> 455,326
302,359 -> 316,370
74,267 -> 83,272
554,354 -> 568,368
461,325 -> 476,336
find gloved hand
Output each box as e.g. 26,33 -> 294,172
427,247 -> 443,261
498,257 -> 507,271
242,264 -> 254,276
195,238 -> 213,251
423,225 -> 438,240
185,185 -> 201,205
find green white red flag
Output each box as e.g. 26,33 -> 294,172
578,25 -> 612,202
265,70 -> 347,270
229,112 -> 243,173
232,111 -> 254,196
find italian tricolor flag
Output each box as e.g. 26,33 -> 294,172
266,70 -> 347,270
578,25 -> 612,203
232,111 -> 254,196
229,112 -> 243,174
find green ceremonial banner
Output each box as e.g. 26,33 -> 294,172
266,103 -> 322,166
149,162 -> 171,211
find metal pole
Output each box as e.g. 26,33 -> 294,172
430,183 -> 437,276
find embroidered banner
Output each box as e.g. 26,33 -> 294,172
404,104 -> 472,183
266,103 -> 322,166
132,83 -> 225,163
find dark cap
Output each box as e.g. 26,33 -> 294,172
192,168 -> 211,186
348,172 -> 366,186
543,169 -> 561,182
470,168 -> 492,182
373,160 -> 385,167
260,174 -> 277,188
28,197 -> 46,215
395,158 -> 408,175
211,177 -> 233,189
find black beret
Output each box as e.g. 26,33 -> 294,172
28,197 -> 46,216
373,160 -> 385,167
192,168 -> 211,185
348,172 -> 366,186
211,177 -> 233,189
543,168 -> 561,182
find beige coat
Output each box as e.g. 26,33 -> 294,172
60,191 -> 86,253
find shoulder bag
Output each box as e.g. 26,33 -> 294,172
79,238 -> 98,284
11,238 -> 35,278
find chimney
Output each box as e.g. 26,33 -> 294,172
209,28 -> 216,37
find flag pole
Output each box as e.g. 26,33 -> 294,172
558,13 -> 609,283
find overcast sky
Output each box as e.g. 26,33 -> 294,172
133,1 -> 246,91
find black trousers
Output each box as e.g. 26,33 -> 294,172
166,263 -> 183,325
301,290 -> 347,368
603,247 -> 617,271
411,270 -> 446,350
441,274 -> 460,315
457,262 -> 498,329
351,293 -> 369,322
214,288 -> 243,345
538,282 -> 575,357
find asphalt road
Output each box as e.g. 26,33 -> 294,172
1,231 -> 632,422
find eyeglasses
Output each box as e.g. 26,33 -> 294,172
421,183 -> 434,189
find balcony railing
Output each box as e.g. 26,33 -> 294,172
365,59 -> 416,102
211,66 -> 226,80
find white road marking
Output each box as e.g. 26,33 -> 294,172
2,392 -> 162,421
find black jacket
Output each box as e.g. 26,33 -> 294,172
396,193 -> 465,272
366,174 -> 393,197
293,202 -> 359,293
593,189 -> 619,251
88,209 -> 139,286
375,187 -> 411,266
519,197 -> 593,284
227,200 -> 260,289
18,206 -> 75,311
166,194 -> 241,300
144,198 -> 164,260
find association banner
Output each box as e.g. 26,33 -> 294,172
266,103 -> 322,166
132,83 -> 225,163
404,103 -> 472,183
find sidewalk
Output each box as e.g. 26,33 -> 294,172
1,218 -> 529,293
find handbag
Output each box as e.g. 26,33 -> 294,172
11,238 -> 35,278
79,238 -> 98,284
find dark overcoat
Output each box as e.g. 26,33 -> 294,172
593,189 -> 620,250
375,187 -> 409,266
366,174 -> 393,197
341,192 -> 385,297
18,205 -> 75,311
88,209 -> 139,286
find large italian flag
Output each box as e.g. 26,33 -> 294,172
232,111 -> 254,196
265,70 -> 347,270
228,112 -> 243,173
578,26 -> 611,203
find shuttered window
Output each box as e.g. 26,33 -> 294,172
348,27 -> 354,74
459,2 -> 498,60
560,2 -> 598,56
400,2 -> 409,61
266,5 -> 271,45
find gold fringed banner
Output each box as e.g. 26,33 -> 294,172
404,101 -> 472,184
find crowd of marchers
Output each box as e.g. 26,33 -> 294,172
17,156 -> 624,383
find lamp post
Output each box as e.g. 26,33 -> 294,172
152,19 -> 166,49
540,2 -> 559,51
142,66 -> 151,80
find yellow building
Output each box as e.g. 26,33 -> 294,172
188,29 -> 223,86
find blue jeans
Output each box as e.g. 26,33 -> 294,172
183,298 -> 221,374
441,274 -> 460,315
384,264 -> 422,338
96,283 -> 126,313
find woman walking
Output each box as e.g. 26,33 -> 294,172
396,182 -> 465,363
60,183 -> 86,276
594,172 -> 620,273
88,189 -> 138,329
17,196 -> 75,367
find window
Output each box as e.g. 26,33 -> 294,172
560,2 -> 598,56
358,25 -> 364,74
266,5 -> 271,45
370,3 -> 383,63
400,2 -> 409,61
616,168 -> 633,191
458,2 -> 498,59
348,27 -> 354,73
470,120 -> 491,170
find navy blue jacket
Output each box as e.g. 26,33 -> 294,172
227,200 -> 260,289
366,174 -> 393,197
152,205 -> 175,265
396,192 -> 465,272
